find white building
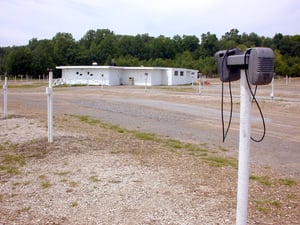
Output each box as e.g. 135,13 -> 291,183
55,66 -> 198,86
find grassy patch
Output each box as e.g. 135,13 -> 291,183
23,181 -> 30,185
187,146 -> 209,157
8,83 -> 47,89
0,165 -> 21,174
89,175 -> 100,182
54,171 -> 70,176
0,142 -> 18,151
41,181 -> 52,189
287,194 -> 297,200
2,154 -> 26,166
132,131 -> 157,141
250,175 -> 272,186
69,114 -> 240,168
20,207 -> 31,212
163,139 -> 185,149
218,146 -> 229,152
254,199 -> 283,213
0,152 -> 26,175
110,150 -> 122,154
71,114 -> 109,127
202,156 -> 238,168
159,86 -> 195,92
39,175 -> 47,180
69,181 -> 78,187
278,178 -> 297,186
70,201 -> 78,207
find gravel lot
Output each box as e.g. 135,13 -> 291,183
0,78 -> 299,224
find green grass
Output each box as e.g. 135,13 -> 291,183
39,174 -> 52,188
218,146 -> 229,152
23,181 -> 30,185
0,165 -> 21,174
202,156 -> 238,168
8,83 -> 47,89
69,114 -> 239,168
250,175 -> 298,187
0,142 -> 18,151
131,131 -> 157,141
41,181 -> 52,189
39,175 -> 47,179
69,181 -> 78,187
2,154 -> 26,166
287,194 -> 297,200
89,175 -> 100,182
20,207 -> 31,212
109,150 -> 122,154
54,171 -> 71,176
159,86 -> 195,92
254,199 -> 283,213
0,152 -> 26,175
250,175 -> 272,186
278,178 -> 297,186
70,201 -> 78,207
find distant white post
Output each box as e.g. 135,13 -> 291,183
46,69 -> 53,143
101,74 -> 104,88
144,72 -> 148,92
3,72 -> 8,118
191,74 -> 194,87
198,74 -> 202,95
236,70 -> 252,225
270,77 -> 274,99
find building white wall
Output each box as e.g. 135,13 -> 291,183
56,66 -> 198,86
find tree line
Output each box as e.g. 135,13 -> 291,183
0,28 -> 299,78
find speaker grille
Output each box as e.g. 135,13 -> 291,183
257,57 -> 274,73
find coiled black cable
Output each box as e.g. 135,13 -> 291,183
221,49 -> 234,142
244,49 -> 266,142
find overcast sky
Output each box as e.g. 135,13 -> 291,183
1,0 -> 299,47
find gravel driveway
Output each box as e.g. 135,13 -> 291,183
0,79 -> 299,224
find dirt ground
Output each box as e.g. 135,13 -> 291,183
0,78 -> 299,224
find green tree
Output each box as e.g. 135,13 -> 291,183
89,32 -> 117,64
274,49 -> 288,75
148,35 -> 176,59
175,51 -> 195,68
6,46 -> 32,75
79,29 -> 96,49
0,47 -> 10,74
198,32 -> 219,58
52,32 -> 78,65
31,39 -> 55,77
181,35 -> 199,52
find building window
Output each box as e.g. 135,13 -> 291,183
174,71 -> 178,76
180,71 -> 184,76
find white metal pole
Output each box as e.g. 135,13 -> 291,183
46,70 -> 53,143
3,73 -> 8,118
236,70 -> 252,225
192,75 -> 194,87
145,73 -> 148,92
270,77 -> 274,99
198,75 -> 202,95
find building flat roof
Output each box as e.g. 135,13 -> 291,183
56,65 -> 198,72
